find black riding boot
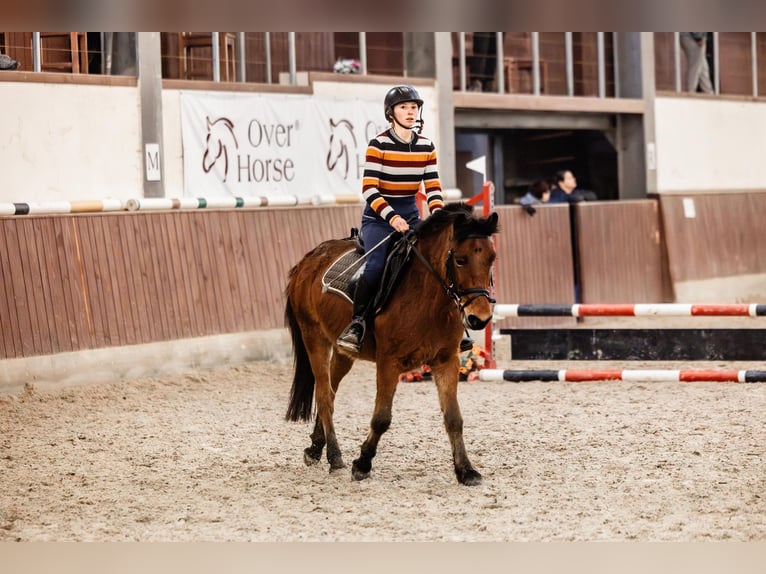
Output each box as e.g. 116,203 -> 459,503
337,277 -> 376,353
460,336 -> 475,353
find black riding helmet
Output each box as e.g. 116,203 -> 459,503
384,85 -> 424,128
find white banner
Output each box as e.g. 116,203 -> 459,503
180,91 -> 388,199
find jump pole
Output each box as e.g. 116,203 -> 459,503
493,303 -> 766,318
478,369 -> 766,383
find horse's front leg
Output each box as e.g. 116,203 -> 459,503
352,364 -> 399,481
431,354 -> 482,485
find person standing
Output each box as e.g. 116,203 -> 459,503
680,32 -> 714,94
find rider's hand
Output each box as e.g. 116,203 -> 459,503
391,217 -> 410,233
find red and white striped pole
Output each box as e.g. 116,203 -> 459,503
493,303 -> 766,318
478,368 -> 766,383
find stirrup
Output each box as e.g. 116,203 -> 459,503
337,319 -> 365,352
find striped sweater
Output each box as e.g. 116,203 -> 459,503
362,129 -> 444,224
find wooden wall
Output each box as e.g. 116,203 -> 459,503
659,192 -> 766,298
575,200 -> 672,304
0,207 -> 359,360
4,196 -> 766,362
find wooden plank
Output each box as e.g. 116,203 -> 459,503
15,219 -> 45,355
86,215 -> 119,347
185,212 -> 217,336
156,212 -> 188,339
493,205 -> 577,330
229,212 -> 257,330
106,215 -> 138,346
195,211 -> 229,335
0,220 -> 22,358
170,213 -> 202,339
54,218 -> 87,350
20,218 -> 54,356
238,211 -> 269,329
76,217 -> 107,349
218,212 -> 249,332
146,213 -> 179,341
92,215 -> 123,346
264,210 -> 293,328
207,212 -> 238,333
4,220 -> 37,356
36,217 -> 73,354
123,213 -> 155,344
575,200 -> 669,304
137,213 -> 171,342
453,91 -> 645,114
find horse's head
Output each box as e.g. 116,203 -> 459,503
415,203 -> 499,331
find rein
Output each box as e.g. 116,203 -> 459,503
407,233 -> 495,315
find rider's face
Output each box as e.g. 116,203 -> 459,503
393,101 -> 419,126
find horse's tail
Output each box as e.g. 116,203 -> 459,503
284,294 -> 315,422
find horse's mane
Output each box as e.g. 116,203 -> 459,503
415,202 -> 498,240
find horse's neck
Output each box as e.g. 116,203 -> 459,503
412,228 -> 451,285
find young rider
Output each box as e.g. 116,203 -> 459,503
337,85 -> 472,354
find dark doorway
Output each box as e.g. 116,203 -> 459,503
456,128 -> 618,205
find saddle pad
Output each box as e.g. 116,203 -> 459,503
321,249 -> 365,303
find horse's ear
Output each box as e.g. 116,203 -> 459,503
453,211 -> 469,229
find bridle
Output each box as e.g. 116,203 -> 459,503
407,232 -> 496,317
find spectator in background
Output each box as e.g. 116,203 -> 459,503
519,179 -> 550,215
548,170 -> 597,204
548,169 -> 596,304
520,179 -> 551,206
680,32 -> 714,94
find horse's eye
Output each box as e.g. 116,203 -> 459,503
455,256 -> 468,267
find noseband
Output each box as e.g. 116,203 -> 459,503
408,233 -> 496,316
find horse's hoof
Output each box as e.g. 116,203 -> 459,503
329,461 -> 347,473
303,449 -> 321,466
352,467 -> 370,481
457,468 -> 482,486
351,460 -> 371,481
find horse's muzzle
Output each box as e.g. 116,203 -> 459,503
465,313 -> 492,330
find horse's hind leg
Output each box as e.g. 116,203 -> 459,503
431,357 -> 482,485
352,364 -> 399,481
304,350 -> 354,467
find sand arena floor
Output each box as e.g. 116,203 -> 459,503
2,336 -> 765,542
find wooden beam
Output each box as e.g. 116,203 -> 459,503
453,91 -> 645,114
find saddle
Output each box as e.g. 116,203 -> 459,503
321,228 -> 415,315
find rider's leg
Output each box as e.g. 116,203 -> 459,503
336,218 -> 389,353
336,276 -> 376,352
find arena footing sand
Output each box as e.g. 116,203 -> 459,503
1,357 -> 764,541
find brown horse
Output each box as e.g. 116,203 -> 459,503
284,202 -> 499,485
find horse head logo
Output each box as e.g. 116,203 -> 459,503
326,118 -> 357,180
202,116 -> 239,182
